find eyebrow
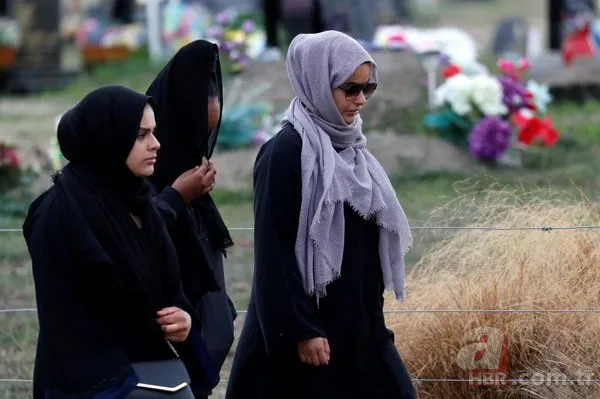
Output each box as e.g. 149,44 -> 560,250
343,79 -> 370,85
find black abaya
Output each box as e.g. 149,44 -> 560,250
23,85 -> 219,398
147,40 -> 236,389
225,125 -> 416,399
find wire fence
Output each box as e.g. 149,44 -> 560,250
2,223 -> 600,389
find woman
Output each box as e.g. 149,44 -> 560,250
23,85 -> 219,398
146,40 -> 236,395
226,31 -> 417,399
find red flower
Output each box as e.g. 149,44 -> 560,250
512,113 -> 559,146
0,143 -> 20,169
442,64 -> 461,79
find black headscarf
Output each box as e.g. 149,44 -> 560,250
23,85 -> 219,397
146,39 -> 233,252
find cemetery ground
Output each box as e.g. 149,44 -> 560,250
3,56 -> 600,398
1,1 -> 599,394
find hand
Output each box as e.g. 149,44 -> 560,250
156,307 -> 192,343
298,337 -> 330,366
171,157 -> 217,203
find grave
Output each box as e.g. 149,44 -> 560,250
5,0 -> 76,94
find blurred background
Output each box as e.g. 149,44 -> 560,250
2,0 -> 600,398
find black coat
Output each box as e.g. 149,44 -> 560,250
23,86 -> 219,399
226,125 -> 416,399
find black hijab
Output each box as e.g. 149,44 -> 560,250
22,85 -> 219,396
146,39 -> 233,252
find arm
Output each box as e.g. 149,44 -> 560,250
153,186 -> 187,228
252,130 -> 326,355
23,196 -> 138,398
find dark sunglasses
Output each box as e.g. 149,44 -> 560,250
337,82 -> 377,100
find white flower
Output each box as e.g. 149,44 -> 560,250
526,80 -> 552,114
434,73 -> 474,116
470,74 -> 507,116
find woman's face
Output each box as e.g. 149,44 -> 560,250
331,63 -> 376,125
208,96 -> 220,130
126,104 -> 160,177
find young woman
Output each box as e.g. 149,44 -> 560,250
146,40 -> 236,398
23,85 -> 218,398
226,31 -> 416,399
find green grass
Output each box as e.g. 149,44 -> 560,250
3,20 -> 600,395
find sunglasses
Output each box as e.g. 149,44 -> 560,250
337,82 -> 378,100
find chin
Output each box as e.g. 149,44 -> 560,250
135,166 -> 154,177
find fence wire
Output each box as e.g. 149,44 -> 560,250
3,224 -> 600,388
4,224 -> 600,233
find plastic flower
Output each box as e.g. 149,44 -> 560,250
0,142 -> 19,169
526,80 -> 552,114
434,73 -> 474,116
242,20 -> 255,34
498,76 -> 529,114
442,64 -> 461,79
512,110 -> 559,146
470,74 -> 507,116
468,116 -> 512,160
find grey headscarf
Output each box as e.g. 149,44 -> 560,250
281,30 -> 413,302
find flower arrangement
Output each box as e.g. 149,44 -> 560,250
74,17 -> 147,50
205,9 -> 264,74
423,55 -> 558,165
215,78 -> 279,152
161,0 -> 211,53
0,140 -> 22,193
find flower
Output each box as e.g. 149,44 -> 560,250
0,142 -> 19,169
512,110 -> 559,146
215,10 -> 232,25
442,64 -> 461,79
468,116 -> 512,160
470,74 -> 507,116
498,76 -> 529,114
241,19 -> 255,34
526,80 -> 553,114
434,73 -> 474,116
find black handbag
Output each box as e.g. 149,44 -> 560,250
126,340 -> 194,398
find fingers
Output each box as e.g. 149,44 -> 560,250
157,307 -> 179,317
298,338 -> 330,366
323,338 -> 331,358
161,322 -> 188,334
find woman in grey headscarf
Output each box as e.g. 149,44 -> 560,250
226,30 -> 416,399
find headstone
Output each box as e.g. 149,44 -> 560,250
8,0 -> 74,93
491,17 -> 529,58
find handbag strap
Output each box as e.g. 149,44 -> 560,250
165,338 -> 180,358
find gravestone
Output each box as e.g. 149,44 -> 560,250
7,0 -> 74,93
491,17 -> 528,58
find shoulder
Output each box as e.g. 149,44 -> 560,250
22,186 -> 66,246
255,124 -> 301,170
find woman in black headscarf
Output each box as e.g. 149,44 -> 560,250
22,85 -> 219,398
146,40 -> 236,396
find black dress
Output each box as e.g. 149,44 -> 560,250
225,125 -> 416,399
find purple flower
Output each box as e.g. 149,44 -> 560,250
242,20 -> 255,33
468,116 -> 512,161
498,76 -> 528,114
215,10 -> 231,25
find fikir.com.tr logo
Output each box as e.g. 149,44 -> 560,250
455,327 -> 509,386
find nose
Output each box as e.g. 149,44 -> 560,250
354,90 -> 366,106
149,132 -> 160,152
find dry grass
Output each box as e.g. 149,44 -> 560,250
386,183 -> 600,398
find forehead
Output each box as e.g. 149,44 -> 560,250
344,63 -> 372,84
140,104 -> 156,128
